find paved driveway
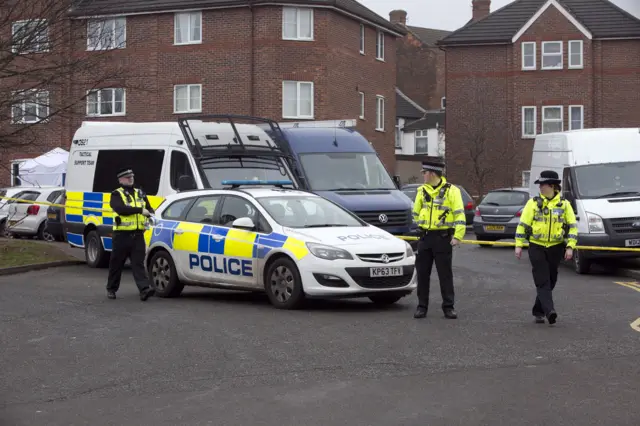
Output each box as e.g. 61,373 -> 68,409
0,244 -> 639,425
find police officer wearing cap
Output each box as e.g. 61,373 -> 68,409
106,169 -> 156,301
515,170 -> 577,325
412,160 -> 466,319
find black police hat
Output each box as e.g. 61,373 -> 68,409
534,170 -> 561,185
116,168 -> 134,179
421,160 -> 445,173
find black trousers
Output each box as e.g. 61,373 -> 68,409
528,242 -> 565,317
106,231 -> 149,293
415,231 -> 455,311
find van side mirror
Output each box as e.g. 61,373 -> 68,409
392,175 -> 401,189
232,217 -> 255,230
177,175 -> 196,192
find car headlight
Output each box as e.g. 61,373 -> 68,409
405,241 -> 414,258
586,212 -> 605,234
306,242 -> 354,260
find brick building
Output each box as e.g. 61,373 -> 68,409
1,0 -> 405,186
438,0 -> 640,196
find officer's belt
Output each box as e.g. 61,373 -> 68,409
418,228 -> 453,237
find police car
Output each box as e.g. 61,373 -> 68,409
145,180 -> 416,309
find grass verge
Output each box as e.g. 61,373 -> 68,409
0,239 -> 76,269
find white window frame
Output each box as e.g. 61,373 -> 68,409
174,11 -> 202,45
282,7 -> 313,41
568,40 -> 583,69
282,81 -> 314,119
521,106 -> 537,138
522,170 -> 531,188
415,130 -> 429,154
11,90 -> 50,124
11,19 -> 49,54
358,91 -> 365,119
173,84 -> 202,114
375,95 -> 385,131
440,96 -> 446,109
359,24 -> 365,54
521,41 -> 536,70
542,106 -> 563,134
86,88 -> 126,117
541,41 -> 563,70
87,17 -> 126,50
375,30 -> 384,61
394,123 -> 402,148
569,105 -> 584,130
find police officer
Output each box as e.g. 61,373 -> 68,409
515,170 -> 577,325
412,160 -> 467,319
106,169 -> 155,301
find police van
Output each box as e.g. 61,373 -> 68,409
144,180 -> 416,309
63,114 -> 413,268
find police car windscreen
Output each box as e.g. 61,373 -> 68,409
573,161 -> 640,199
257,195 -> 364,228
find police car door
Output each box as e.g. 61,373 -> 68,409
210,195 -> 260,288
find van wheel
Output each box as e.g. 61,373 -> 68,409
265,257 -> 305,309
573,249 -> 591,274
369,293 -> 403,306
149,250 -> 183,298
85,230 -> 109,268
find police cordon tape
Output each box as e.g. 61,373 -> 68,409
3,195 -> 640,253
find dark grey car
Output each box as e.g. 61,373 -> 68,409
473,187 -> 532,245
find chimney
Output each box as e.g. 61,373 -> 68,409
389,9 -> 407,26
472,0 -> 491,21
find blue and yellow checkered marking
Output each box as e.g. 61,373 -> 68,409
64,191 -> 164,227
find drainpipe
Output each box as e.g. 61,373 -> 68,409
249,1 -> 255,116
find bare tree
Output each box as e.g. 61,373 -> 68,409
0,0 -> 142,177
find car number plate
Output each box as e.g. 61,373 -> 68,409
484,225 -> 505,232
369,266 -> 403,277
48,213 -> 57,219
625,239 -> 640,247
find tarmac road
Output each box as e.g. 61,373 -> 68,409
0,243 -> 639,426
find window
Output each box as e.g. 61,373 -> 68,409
217,196 -> 258,227
92,149 -> 165,195
87,17 -> 126,50
542,106 -> 563,133
359,24 -> 365,54
175,12 -> 202,44
415,130 -> 428,153
521,106 -> 536,138
282,7 -> 313,40
174,84 -> 202,113
12,20 -> 49,53
480,190 -> 530,206
441,97 -> 446,109
375,31 -> 384,60
11,90 -> 49,124
375,95 -> 384,131
11,191 -> 40,204
395,123 -> 401,148
522,170 -> 531,188
185,196 -> 221,223
170,150 -> 196,190
541,41 -> 562,70
521,41 -> 536,70
359,91 -> 364,119
282,81 -> 313,119
86,88 -> 125,116
568,40 -> 583,69
161,198 -> 193,220
569,105 -> 584,130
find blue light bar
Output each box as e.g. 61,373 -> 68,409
221,179 -> 293,186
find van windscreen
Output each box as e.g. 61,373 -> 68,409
574,161 -> 640,199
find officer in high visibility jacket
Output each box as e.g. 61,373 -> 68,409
515,170 -> 577,325
412,160 -> 466,319
106,169 -> 155,301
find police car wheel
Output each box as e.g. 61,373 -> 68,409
368,294 -> 403,306
149,250 -> 183,298
264,257 -> 305,309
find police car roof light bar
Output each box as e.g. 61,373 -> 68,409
221,179 -> 293,189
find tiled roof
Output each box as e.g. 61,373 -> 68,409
395,88 -> 425,119
438,0 -> 640,45
68,0 -> 405,34
402,111 -> 445,131
406,26 -> 451,45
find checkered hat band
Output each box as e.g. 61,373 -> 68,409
117,169 -> 134,178
422,164 -> 444,172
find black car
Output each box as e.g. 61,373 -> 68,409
401,183 -> 475,225
45,190 -> 66,242
472,187 -> 531,246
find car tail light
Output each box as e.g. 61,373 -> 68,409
515,208 -> 523,217
27,205 -> 40,215
465,201 -> 473,210
474,207 -> 481,217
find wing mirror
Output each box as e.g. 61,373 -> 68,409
147,216 -> 158,227
232,217 -> 255,230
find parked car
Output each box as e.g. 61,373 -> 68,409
0,187 -> 24,237
45,190 -> 67,242
4,186 -> 64,240
401,183 -> 475,225
473,187 -> 532,246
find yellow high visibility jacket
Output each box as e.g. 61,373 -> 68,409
112,187 -> 147,232
412,177 -> 466,241
515,192 -> 577,249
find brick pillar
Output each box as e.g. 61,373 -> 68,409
472,0 -> 491,21
389,10 -> 407,26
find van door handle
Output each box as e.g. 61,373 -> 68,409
174,229 -> 184,235
211,234 -> 223,241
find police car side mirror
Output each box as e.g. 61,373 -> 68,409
148,216 -> 158,227
232,217 -> 255,230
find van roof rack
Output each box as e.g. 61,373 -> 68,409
221,179 -> 293,189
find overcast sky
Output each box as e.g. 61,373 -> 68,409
360,0 -> 640,31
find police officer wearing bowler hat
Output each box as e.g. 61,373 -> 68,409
106,169 -> 156,301
412,160 -> 467,319
515,170 -> 577,325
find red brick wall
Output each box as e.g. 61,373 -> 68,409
395,31 -> 440,110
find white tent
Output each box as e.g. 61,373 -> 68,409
13,147 -> 68,187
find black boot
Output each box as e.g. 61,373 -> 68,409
534,315 -> 545,324
414,306 -> 427,319
547,311 -> 557,325
107,291 -> 116,300
444,309 -> 457,319
140,287 -> 155,301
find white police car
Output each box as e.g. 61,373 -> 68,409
145,180 -> 416,309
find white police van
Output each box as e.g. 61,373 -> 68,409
145,180 -> 416,309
